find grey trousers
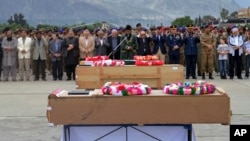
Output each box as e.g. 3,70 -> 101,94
18,58 -> 31,80
3,65 -> 17,80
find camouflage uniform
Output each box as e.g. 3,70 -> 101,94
200,32 -> 216,79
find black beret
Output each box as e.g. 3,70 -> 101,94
136,23 -> 141,27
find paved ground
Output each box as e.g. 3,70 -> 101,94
0,73 -> 250,141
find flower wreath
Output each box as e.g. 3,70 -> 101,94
163,80 -> 216,95
101,82 -> 152,96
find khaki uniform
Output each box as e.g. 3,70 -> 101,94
200,33 -> 216,73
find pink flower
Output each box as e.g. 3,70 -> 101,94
172,89 -> 178,95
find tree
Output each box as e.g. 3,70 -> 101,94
220,8 -> 229,20
230,11 -> 238,18
7,13 -> 28,27
37,24 -> 55,30
171,16 -> 194,27
7,16 -> 14,24
202,15 -> 217,25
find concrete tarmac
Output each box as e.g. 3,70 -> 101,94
0,74 -> 249,141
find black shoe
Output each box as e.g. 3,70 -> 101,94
53,79 -> 57,81
197,72 -> 201,76
59,78 -> 62,81
34,79 -> 39,81
192,76 -> 197,79
202,73 -> 205,80
209,73 -> 214,80
238,76 -> 243,79
186,76 -> 190,79
42,78 -> 47,81
224,75 -> 227,79
66,78 -> 71,81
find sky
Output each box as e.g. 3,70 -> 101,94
234,0 -> 250,8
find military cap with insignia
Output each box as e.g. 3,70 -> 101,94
170,25 -> 177,29
187,24 -> 194,28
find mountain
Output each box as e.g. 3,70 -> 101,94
0,0 -> 241,27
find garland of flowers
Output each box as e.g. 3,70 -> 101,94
163,80 -> 216,95
101,82 -> 152,96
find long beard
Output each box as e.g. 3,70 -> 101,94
126,34 -> 131,40
7,37 -> 12,41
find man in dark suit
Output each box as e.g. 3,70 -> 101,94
63,29 -> 79,81
49,33 -> 64,81
107,29 -> 121,59
137,30 -> 152,56
152,26 -> 166,63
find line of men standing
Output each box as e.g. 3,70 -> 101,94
1,24 -> 250,81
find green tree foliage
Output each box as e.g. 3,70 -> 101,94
220,8 -> 229,19
171,16 -> 194,26
8,13 -> 28,27
230,11 -> 238,18
201,15 -> 217,24
36,24 -> 55,30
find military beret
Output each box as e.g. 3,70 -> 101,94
193,27 -> 199,30
136,23 -> 141,27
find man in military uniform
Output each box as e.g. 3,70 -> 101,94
195,26 -> 202,76
166,25 -> 183,64
200,25 -> 216,79
183,24 -> 200,79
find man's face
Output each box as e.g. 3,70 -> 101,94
6,31 -> 12,38
21,31 -> 27,37
187,28 -> 193,33
171,28 -> 176,34
125,30 -> 131,35
232,30 -> 238,36
84,30 -> 89,37
137,26 -> 142,31
68,30 -> 74,38
205,28 -> 210,34
52,34 -> 57,40
111,30 -> 117,37
36,33 -> 42,39
97,31 -> 104,38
